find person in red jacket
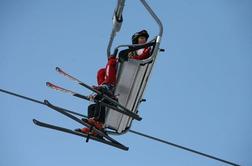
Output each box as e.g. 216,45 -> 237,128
128,29 -> 151,60
96,29 -> 151,92
76,30 -> 151,136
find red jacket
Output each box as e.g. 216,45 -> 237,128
130,47 -> 151,60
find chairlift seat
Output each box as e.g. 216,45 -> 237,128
105,37 -> 161,133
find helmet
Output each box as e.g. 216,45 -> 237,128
131,30 -> 149,44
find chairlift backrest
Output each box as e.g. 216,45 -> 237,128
105,37 -> 160,133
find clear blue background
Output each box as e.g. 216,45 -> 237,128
0,0 -> 251,166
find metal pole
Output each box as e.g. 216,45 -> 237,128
107,0 -> 125,57
140,0 -> 163,37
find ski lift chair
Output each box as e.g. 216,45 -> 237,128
105,0 -> 163,134
105,37 -> 163,134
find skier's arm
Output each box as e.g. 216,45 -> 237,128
130,47 -> 151,60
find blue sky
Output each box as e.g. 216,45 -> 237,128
0,0 -> 251,166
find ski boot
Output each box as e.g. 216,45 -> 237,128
75,118 -> 104,138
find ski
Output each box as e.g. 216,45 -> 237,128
33,119 -> 129,151
46,82 -> 90,101
55,67 -> 142,121
46,82 -> 142,120
43,100 -> 126,146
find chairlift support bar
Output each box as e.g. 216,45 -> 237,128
140,0 -> 163,37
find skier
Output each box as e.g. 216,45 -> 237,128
76,30 -> 151,136
95,29 -> 151,93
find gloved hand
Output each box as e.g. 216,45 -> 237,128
118,50 -> 129,63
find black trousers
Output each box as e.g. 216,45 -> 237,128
87,103 -> 106,123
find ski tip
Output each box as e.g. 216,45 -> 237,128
46,82 -> 52,87
33,119 -> 39,125
43,100 -> 49,105
55,67 -> 61,72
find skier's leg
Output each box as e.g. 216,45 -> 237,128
87,104 -> 96,118
94,103 -> 106,124
75,104 -> 95,133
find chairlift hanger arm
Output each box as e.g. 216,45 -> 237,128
107,0 -> 125,57
140,0 -> 163,37
114,0 -> 125,21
